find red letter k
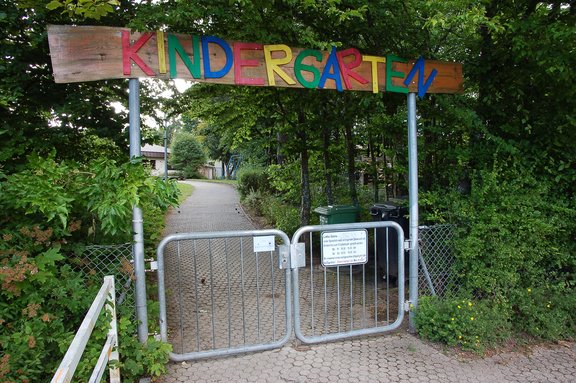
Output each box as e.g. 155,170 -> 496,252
122,31 -> 155,76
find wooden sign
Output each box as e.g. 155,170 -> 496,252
48,25 -> 463,96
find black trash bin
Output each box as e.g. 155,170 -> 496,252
370,202 -> 409,282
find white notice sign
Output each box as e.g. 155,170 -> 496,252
253,235 -> 275,253
321,230 -> 368,267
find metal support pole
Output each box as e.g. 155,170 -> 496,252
163,123 -> 168,181
129,78 -> 149,343
407,92 -> 419,332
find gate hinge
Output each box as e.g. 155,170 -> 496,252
145,258 -> 158,272
403,240 -> 412,251
404,300 -> 414,312
131,258 -> 158,272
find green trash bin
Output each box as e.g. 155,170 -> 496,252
314,205 -> 359,225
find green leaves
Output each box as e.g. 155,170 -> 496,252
416,296 -> 512,353
45,0 -> 120,20
3,153 -> 75,230
1,153 -> 179,243
419,162 -> 576,349
0,150 -> 179,381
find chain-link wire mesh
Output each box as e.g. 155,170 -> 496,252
80,243 -> 135,318
418,224 -> 459,298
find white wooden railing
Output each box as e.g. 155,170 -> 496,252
51,276 -> 120,383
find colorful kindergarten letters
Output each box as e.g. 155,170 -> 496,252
48,26 -> 463,96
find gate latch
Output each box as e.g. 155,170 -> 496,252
278,245 -> 290,269
278,243 -> 306,270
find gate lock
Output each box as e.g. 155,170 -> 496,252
278,243 -> 306,270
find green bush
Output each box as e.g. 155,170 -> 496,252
242,189 -> 265,216
266,163 -> 300,203
510,286 -> 576,340
454,167 -> 573,297
417,164 -> 576,349
416,296 -> 512,353
261,197 -> 300,236
237,165 -> 270,199
0,247 -> 98,383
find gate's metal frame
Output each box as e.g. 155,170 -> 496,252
291,221 -> 405,344
157,229 -> 292,361
157,222 -> 406,359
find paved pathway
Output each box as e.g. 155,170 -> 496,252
159,180 -> 576,383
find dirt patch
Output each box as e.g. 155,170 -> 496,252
239,203 -> 273,230
417,332 -> 575,361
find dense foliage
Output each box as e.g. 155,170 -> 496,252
0,155 -> 179,382
1,1 -> 180,381
417,165 -> 576,351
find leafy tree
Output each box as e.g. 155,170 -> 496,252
0,1 -> 168,172
196,121 -> 234,178
170,132 -> 207,178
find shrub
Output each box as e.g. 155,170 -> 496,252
261,197 -> 300,236
448,166 -> 574,298
0,154 -> 179,382
510,286 -> 576,340
417,163 -> 576,350
237,165 -> 270,199
266,163 -> 300,204
416,295 -> 512,353
0,245 -> 98,383
242,189 -> 265,216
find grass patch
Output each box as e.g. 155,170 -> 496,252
177,182 -> 194,204
196,178 -> 238,186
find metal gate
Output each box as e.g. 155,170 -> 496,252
292,221 -> 405,344
157,229 -> 292,361
157,221 -> 405,361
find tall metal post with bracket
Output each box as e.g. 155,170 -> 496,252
407,92 -> 419,331
129,78 -> 149,343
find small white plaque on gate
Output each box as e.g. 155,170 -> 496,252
321,230 -> 368,267
253,235 -> 275,252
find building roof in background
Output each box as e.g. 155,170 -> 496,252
141,144 -> 170,159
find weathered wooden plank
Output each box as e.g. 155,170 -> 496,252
48,25 -> 463,94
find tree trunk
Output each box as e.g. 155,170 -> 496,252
298,115 -> 311,227
369,136 -> 379,203
344,123 -> 358,206
322,124 -> 335,205
276,132 -> 287,165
